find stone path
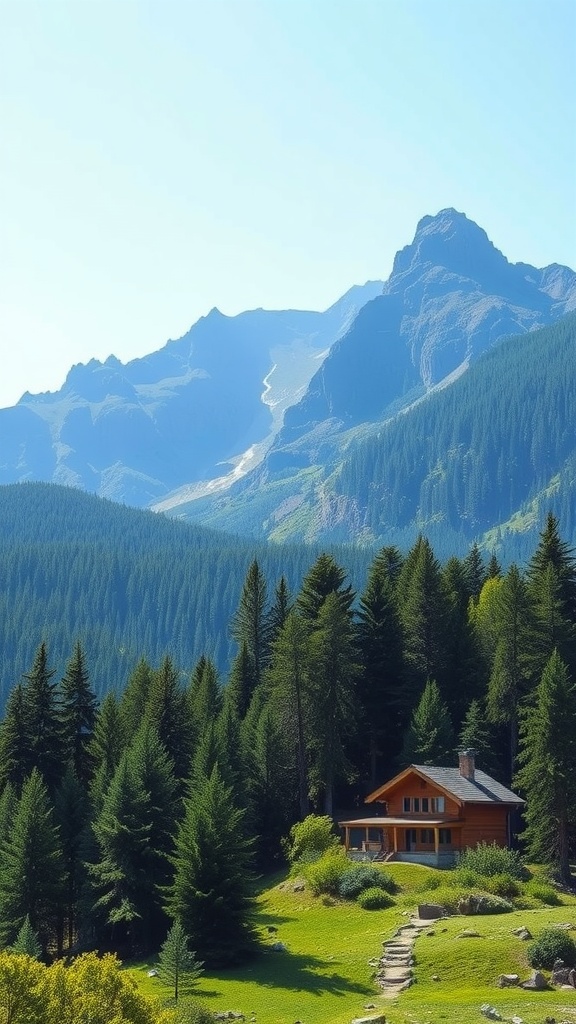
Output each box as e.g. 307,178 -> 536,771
375,916 -> 435,998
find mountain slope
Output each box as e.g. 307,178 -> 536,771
0,282 -> 382,507
181,310 -> 576,558
176,209 -> 576,546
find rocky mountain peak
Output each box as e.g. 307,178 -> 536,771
389,207 -> 506,285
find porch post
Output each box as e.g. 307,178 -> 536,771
344,826 -> 350,851
393,827 -> 398,853
433,827 -> 439,856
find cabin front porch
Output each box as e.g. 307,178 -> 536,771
339,816 -> 463,867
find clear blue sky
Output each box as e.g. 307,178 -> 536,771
1,0 -> 575,407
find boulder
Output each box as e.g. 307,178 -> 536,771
457,928 -> 481,938
271,941 -> 287,952
497,973 -> 519,987
552,961 -> 572,986
520,969 -> 547,990
417,903 -> 446,919
480,1005 -> 502,1021
350,1016 -> 386,1024
512,926 -> 532,940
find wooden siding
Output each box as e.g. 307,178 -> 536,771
384,776 -> 461,818
460,804 -> 509,848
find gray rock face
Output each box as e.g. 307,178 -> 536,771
0,284 -> 382,507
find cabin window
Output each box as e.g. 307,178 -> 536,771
421,797 -> 429,812
403,797 -> 410,812
439,828 -> 452,844
420,828 -> 434,843
431,796 -> 445,812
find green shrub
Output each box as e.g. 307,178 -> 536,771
303,848 -> 348,895
174,1002 -> 215,1024
357,887 -> 394,910
458,842 -> 525,879
449,868 -> 483,889
523,878 -> 562,906
528,928 -> 576,969
286,815 -> 339,864
337,865 -> 397,900
484,873 -> 521,899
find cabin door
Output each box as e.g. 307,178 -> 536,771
405,828 -> 417,852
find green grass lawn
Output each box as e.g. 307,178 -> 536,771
129,864 -> 576,1024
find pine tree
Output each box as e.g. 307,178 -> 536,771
89,755 -> 153,953
0,684 -> 31,792
54,766 -> 90,951
486,564 -> 533,779
356,549 -> 405,785
397,536 -> 449,697
119,657 -> 155,742
402,680 -> 454,766
268,575 -> 292,646
157,919 -> 204,1003
127,724 -> 179,938
241,699 -> 295,867
462,543 -> 487,601
231,560 -> 271,691
22,643 -> 62,793
11,915 -> 42,959
88,693 -> 126,811
515,650 -> 576,884
143,656 -> 191,782
225,641 -> 256,720
458,699 -> 503,779
165,765 -> 257,967
297,553 -> 354,622
59,642 -> 97,786
527,512 -> 576,620
267,610 -> 312,818
187,657 -> 221,748
307,592 -> 359,815
0,769 -> 63,951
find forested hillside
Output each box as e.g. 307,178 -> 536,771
334,311 -> 576,548
0,511 -> 574,970
0,482 -> 371,707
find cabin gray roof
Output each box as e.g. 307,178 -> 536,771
412,765 -> 524,805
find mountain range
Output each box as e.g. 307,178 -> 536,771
2,207 -> 576,554
0,282 -> 382,506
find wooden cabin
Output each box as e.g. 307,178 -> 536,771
339,749 -> 524,866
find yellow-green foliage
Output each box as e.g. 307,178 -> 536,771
0,950 -> 173,1024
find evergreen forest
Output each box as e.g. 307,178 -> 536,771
0,504 -> 575,970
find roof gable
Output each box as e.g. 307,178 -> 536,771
366,764 -> 524,806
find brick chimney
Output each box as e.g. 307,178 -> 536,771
458,748 -> 476,781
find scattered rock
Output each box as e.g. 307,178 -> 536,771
426,929 -> 436,936
497,973 -> 519,987
552,961 -> 572,986
458,896 -> 472,914
417,902 -> 447,919
510,1017 -> 524,1024
457,928 -> 481,938
512,926 -> 532,940
432,974 -> 440,981
213,1015 -> 245,1022
480,1005 -> 502,1021
271,941 -> 287,952
362,1005 -> 376,1010
292,882 -> 305,892
553,921 -> 575,930
520,969 -> 547,990
147,969 -> 158,977
350,1016 -> 386,1024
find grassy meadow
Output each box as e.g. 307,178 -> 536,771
129,862 -> 576,1024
